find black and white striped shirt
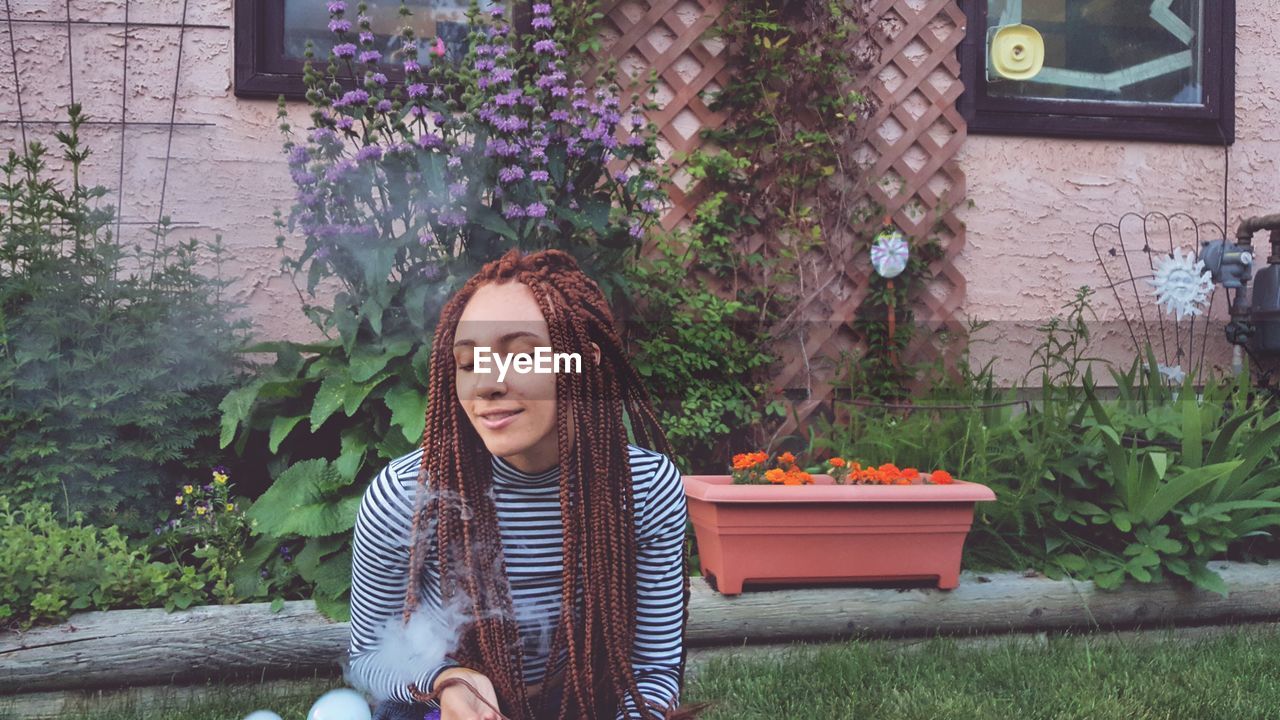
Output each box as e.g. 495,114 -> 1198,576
348,444 -> 689,718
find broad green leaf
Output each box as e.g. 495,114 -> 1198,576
384,384 -> 429,444
245,460 -> 361,538
218,379 -> 267,448
1188,564 -> 1229,597
1141,461 -> 1241,525
310,372 -> 350,432
269,415 -> 307,454
343,371 -> 391,416
1181,390 -> 1203,468
473,206 -> 517,240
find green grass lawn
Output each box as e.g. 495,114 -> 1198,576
18,624 -> 1280,720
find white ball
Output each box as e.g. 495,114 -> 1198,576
242,712 -> 283,720
307,688 -> 372,720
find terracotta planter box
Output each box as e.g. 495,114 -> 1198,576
683,474 -> 997,595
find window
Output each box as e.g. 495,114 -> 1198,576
958,0 -> 1235,144
235,0 -> 525,100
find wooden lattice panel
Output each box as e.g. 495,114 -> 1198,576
593,0 -> 732,231
598,0 -> 970,439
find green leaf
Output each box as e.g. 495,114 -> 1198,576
343,371 -> 391,416
1141,461 -> 1241,525
269,415 -> 307,454
1188,563 -> 1229,597
245,460 -> 360,538
310,371 -> 349,432
1181,390 -> 1203,468
384,384 -> 429,444
218,379 -> 267,448
473,206 -> 517,240
349,340 -> 412,383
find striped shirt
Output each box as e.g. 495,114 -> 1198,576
348,444 -> 689,718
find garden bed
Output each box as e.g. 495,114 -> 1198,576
5,561 -> 1280,702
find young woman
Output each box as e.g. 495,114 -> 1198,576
347,249 -> 709,720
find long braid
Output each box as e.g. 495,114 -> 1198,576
402,249 -> 705,719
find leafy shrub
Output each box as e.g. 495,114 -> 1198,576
0,104 -> 250,532
0,498 -> 194,629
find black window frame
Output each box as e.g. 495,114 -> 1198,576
957,0 -> 1235,145
235,0 -> 532,101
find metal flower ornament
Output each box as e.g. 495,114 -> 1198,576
1149,247 -> 1213,321
870,222 -> 910,368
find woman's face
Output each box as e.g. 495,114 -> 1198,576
453,282 -> 564,474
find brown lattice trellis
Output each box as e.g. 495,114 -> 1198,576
593,0 -> 970,436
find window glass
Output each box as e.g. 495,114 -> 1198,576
282,0 -> 502,64
985,0 -> 1204,105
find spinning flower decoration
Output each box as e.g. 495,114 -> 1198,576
1149,247 -> 1212,320
1157,363 -> 1186,385
870,228 -> 910,278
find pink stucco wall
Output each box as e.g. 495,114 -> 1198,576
2,0 -> 1274,384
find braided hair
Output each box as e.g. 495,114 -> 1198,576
403,249 -> 704,720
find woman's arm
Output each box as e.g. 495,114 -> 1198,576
616,452 -> 689,719
347,455 -> 461,705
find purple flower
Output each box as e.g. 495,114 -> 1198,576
288,145 -> 309,166
641,200 -> 657,213
439,209 -> 466,226
503,204 -> 525,219
376,99 -> 393,112
572,84 -> 586,97
630,114 -> 645,128
489,6 -> 505,17
448,180 -> 467,196
297,190 -> 320,207
475,44 -> 492,57
332,43 -> 357,59
356,145 -> 383,161
417,132 -> 443,149
369,72 -> 388,86
474,59 -> 496,72
309,127 -> 339,145
327,1 -> 345,13
533,39 -> 557,54
328,19 -> 351,33
336,117 -> 354,130
492,45 -> 509,58
550,109 -> 570,122
531,15 -> 554,29
498,165 -> 526,183
420,262 -> 444,280
447,156 -> 462,168
533,3 -> 551,14
359,31 -> 374,44
491,67 -> 515,83
601,135 -> 618,149
550,85 -> 568,98
614,171 -> 630,183
530,169 -> 550,182
404,59 -> 420,73
495,90 -> 521,107
407,83 -> 429,98
536,71 -> 566,89
629,222 -> 644,239
493,115 -> 527,132
526,202 -> 547,218
324,160 -> 356,182
418,227 -> 436,245
432,113 -> 447,125
340,89 -> 369,106
627,135 -> 646,147
359,50 -> 381,64
643,180 -> 657,191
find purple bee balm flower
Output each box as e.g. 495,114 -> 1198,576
489,6 -> 504,17
297,190 -> 321,207
601,135 -> 618,149
420,262 -> 444,281
359,50 -> 381,64
614,171 -> 630,183
630,114 -> 645,128
290,169 -> 317,185
493,115 -> 527,132
407,83 -> 429,98
376,99 -> 393,112
327,1 -> 345,13
492,45 -> 509,57
550,85 -> 568,98
627,135 -> 646,147
572,84 -> 586,96
495,90 -> 520,107
478,77 -> 491,90
417,132 -> 444,150
531,15 -> 554,29
369,72 -> 388,86
332,43 -> 357,59
502,204 -> 525,219
356,145 -> 383,161
475,44 -> 492,56
340,89 -> 369,106
643,180 -> 657,191
359,31 -> 374,44
447,156 -> 462,168
498,165 -> 525,183
432,112 -> 447,125
336,117 -> 354,130
533,39 -> 557,54
491,66 -> 515,83
530,169 -> 550,182
533,2 -> 551,14
404,59 -> 420,73
549,109 -> 570,122
288,145 -> 309,165
526,202 -> 547,218
571,99 -> 589,111
448,180 -> 467,196
328,19 -> 351,33
641,200 -> 657,213
325,160 -> 357,182
474,59 -> 495,72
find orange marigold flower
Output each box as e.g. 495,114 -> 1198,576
778,451 -> 796,465
894,477 -> 911,485
901,468 -> 920,481
829,457 -> 846,468
878,463 -> 901,475
929,469 -> 954,484
765,468 -> 785,483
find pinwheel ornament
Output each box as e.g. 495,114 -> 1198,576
870,226 -> 910,367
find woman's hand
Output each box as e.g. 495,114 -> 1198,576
434,667 -> 504,720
